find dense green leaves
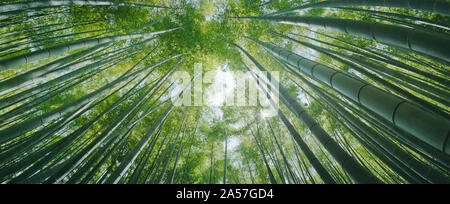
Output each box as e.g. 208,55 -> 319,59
0,0 -> 448,184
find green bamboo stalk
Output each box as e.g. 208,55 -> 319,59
0,27 -> 180,71
0,44 -> 123,123
105,71 -> 194,184
268,121 -> 307,184
234,42 -> 381,184
237,16 -> 450,64
45,84 -> 157,183
0,44 -> 154,112
278,32 -> 450,115
64,69 -> 170,184
0,54 -> 181,144
299,29 -> 450,85
81,132 -> 129,184
288,31 -> 450,90
0,19 -> 101,40
284,60 -> 450,174
113,109 -> 173,184
68,94 -> 162,184
146,130 -> 177,184
156,115 -> 186,184
250,128 -> 278,184
293,142 -> 317,184
244,158 -> 257,184
0,51 -> 131,126
250,68 -> 336,184
223,130 -> 228,184
303,74 -> 450,183
169,118 -> 188,184
0,70 -> 142,182
259,127 -> 286,184
0,9 -> 59,26
281,55 -> 450,168
142,126 -> 172,184
127,126 -> 164,184
267,0 -> 450,16
0,28 -> 112,55
248,37 -> 450,155
337,7 -> 450,31
180,119 -> 200,184
46,61 -> 179,184
0,0 -> 178,17
0,10 -> 71,30
0,20 -> 102,49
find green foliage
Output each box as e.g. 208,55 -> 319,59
0,0 -> 448,184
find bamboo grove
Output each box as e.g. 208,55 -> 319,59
0,0 -> 448,184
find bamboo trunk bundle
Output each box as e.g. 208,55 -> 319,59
0,27 -> 180,71
268,0 -> 450,16
0,54 -> 182,144
0,0 -> 177,17
237,16 -> 450,64
248,37 -> 450,156
233,42 -> 381,184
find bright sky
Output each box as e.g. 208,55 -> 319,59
206,64 -> 236,107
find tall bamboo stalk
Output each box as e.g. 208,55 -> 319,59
233,42 -> 381,184
247,37 -> 450,155
236,16 -> 450,64
0,27 -> 180,71
268,0 -> 450,16
0,54 -> 181,144
0,0 -> 178,17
